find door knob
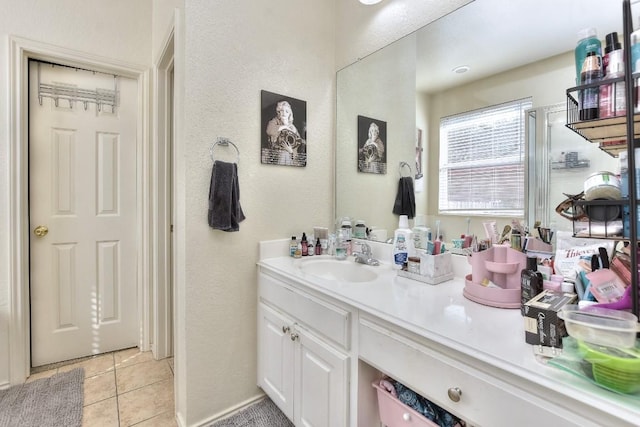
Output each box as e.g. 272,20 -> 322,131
33,225 -> 49,237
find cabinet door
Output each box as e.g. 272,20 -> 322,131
258,303 -> 295,420
294,326 -> 349,427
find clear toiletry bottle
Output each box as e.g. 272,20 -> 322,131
354,220 -> 367,239
335,229 -> 348,260
521,256 -> 543,315
290,236 -> 297,257
307,236 -> 315,257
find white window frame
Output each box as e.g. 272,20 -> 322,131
438,98 -> 532,216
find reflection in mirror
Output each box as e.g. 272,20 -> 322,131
526,103 -> 618,234
336,0 -> 620,243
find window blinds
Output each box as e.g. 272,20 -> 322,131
439,98 -> 532,216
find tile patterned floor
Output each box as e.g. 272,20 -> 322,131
26,348 -> 176,427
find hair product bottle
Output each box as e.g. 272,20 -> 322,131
579,51 -> 602,121
521,257 -> 543,315
600,32 -> 626,118
301,232 -> 308,256
575,28 -> 602,85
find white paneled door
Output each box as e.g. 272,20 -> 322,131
29,61 -> 139,367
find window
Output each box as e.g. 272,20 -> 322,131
438,98 -> 532,216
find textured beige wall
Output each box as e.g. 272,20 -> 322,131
179,1 -> 336,424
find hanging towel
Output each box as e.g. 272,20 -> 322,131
392,176 -> 416,219
208,160 -> 245,231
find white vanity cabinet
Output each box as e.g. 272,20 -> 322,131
358,314 -> 619,427
257,270 -> 351,427
257,252 -> 640,427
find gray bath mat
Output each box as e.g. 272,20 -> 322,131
0,368 -> 84,427
208,397 -> 293,427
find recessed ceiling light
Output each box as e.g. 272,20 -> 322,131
452,65 -> 470,74
359,0 -> 383,4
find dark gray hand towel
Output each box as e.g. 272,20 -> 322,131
392,176 -> 416,219
208,160 -> 246,231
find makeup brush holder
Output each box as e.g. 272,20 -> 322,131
464,245 -> 527,309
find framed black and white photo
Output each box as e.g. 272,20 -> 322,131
357,115 -> 387,174
261,90 -> 307,167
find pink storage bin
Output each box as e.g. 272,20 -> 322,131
372,381 -> 438,427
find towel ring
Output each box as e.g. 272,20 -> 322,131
210,137 -> 240,163
399,161 -> 412,177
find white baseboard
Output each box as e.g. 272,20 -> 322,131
194,393 -> 266,427
0,381 -> 10,390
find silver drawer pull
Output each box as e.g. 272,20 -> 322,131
290,333 -> 299,341
447,387 -> 462,402
282,325 -> 290,334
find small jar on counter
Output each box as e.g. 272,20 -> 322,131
354,220 -> 367,239
407,256 -> 421,274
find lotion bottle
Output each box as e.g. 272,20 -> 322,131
521,257 -> 543,316
412,214 -> 430,250
392,215 -> 414,270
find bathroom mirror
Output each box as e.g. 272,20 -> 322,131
336,0 -> 622,241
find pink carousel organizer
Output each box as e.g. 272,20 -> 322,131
463,245 -> 526,309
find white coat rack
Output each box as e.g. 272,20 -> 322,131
37,61 -> 118,113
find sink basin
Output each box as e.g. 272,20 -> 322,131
297,258 -> 379,283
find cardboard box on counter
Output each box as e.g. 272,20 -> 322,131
523,290 -> 577,348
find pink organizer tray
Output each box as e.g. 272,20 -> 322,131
463,245 -> 526,309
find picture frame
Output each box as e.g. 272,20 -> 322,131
261,90 -> 307,167
357,115 -> 387,174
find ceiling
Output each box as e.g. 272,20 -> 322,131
416,0 -> 625,93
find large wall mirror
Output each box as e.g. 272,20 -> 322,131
336,0 -> 622,243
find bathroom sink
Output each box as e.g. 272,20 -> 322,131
297,258 -> 379,283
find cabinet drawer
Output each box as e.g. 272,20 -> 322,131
359,317 -> 587,427
259,272 -> 351,350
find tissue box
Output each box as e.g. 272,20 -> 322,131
524,290 -> 577,348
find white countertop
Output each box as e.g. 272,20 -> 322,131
257,240 -> 640,423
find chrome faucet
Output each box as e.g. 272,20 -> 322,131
353,242 -> 380,266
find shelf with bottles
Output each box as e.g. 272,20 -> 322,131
551,151 -> 591,170
565,74 -> 640,157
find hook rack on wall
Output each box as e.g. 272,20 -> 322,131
210,137 -> 240,163
36,61 -> 118,112
399,161 -> 412,177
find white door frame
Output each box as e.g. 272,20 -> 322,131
153,28 -> 175,360
8,36 -> 151,383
